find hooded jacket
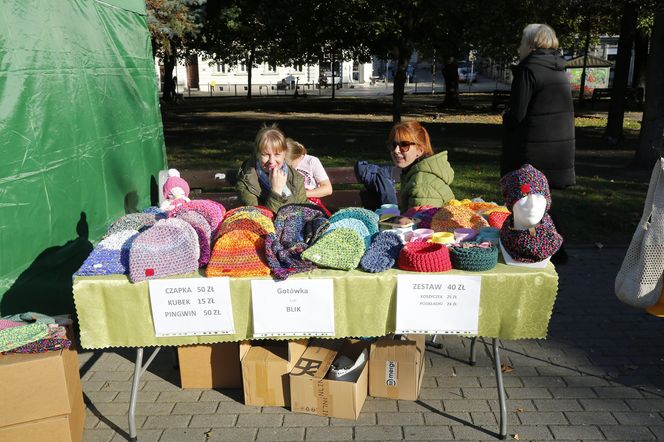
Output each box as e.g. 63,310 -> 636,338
501,48 -> 575,189
400,151 -> 455,209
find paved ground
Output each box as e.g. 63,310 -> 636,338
79,245 -> 664,441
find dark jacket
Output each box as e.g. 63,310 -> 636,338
400,151 -> 455,209
236,161 -> 308,212
355,161 -> 398,206
501,49 -> 575,189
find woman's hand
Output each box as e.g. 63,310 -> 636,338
270,167 -> 287,196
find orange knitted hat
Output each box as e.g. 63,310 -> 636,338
488,211 -> 510,229
216,210 -> 275,239
430,205 -> 489,232
206,230 -> 270,277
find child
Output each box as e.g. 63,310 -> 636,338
286,138 -> 333,215
236,125 -> 308,213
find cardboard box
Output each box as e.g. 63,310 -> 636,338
0,345 -> 85,442
177,342 -> 242,389
369,334 -> 426,401
290,339 -> 369,420
240,339 -> 308,407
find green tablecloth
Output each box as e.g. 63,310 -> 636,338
73,263 -> 558,349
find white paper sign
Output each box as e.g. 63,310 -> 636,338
148,277 -> 235,337
251,279 -> 335,337
396,274 -> 481,335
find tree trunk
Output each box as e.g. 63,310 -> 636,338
162,51 -> 177,102
634,9 -> 664,168
578,19 -> 592,104
605,3 -> 638,144
392,47 -> 412,123
633,27 -> 649,89
331,50 -> 336,100
247,48 -> 254,99
441,57 -> 460,108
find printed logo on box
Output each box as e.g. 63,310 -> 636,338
385,360 -> 398,386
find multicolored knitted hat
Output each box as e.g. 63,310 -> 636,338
142,206 -> 168,218
0,322 -> 50,352
225,205 -> 274,220
265,204 -> 330,280
329,208 -> 379,238
403,206 -> 440,229
75,229 -> 139,276
397,242 -> 452,273
129,218 -> 200,283
168,199 -> 226,236
360,231 -> 404,273
172,210 -> 212,267
488,211 -> 510,229
302,227 -> 365,270
207,230 -> 270,277
500,164 -> 552,211
104,213 -> 159,238
499,213 -> 562,263
216,210 -> 275,239
430,205 -> 489,233
326,218 -> 372,248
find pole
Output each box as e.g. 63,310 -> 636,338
431,56 -> 435,94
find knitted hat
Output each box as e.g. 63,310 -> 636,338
206,230 -> 270,277
216,210 -> 275,239
488,211 -> 510,229
172,210 -> 212,267
168,199 -> 226,236
162,169 -> 190,200
75,229 -> 139,276
326,218 -> 372,248
142,206 -> 168,218
329,208 -> 379,238
265,204 -> 330,280
499,213 -> 562,263
360,231 -> 404,273
104,213 -> 159,238
302,228 -> 365,270
500,164 -> 552,211
128,218 -> 200,283
225,205 -> 274,220
449,242 -> 499,271
397,242 -> 452,272
403,206 -> 440,229
430,205 -> 489,233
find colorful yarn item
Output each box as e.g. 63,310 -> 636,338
454,228 -> 478,242
360,231 -> 404,273
499,213 -> 562,263
329,207 -> 380,238
104,213 -> 159,238
0,322 -> 50,352
224,205 -> 274,220
326,218 -> 372,248
397,242 -> 452,273
429,231 -> 455,244
430,205 -> 489,233
75,230 -> 139,276
216,210 -> 275,239
449,242 -> 499,271
488,211 -> 511,229
302,227 -> 365,270
207,230 -> 271,277
168,199 -> 225,236
172,210 -> 212,267
500,164 -> 552,211
403,206 -> 439,229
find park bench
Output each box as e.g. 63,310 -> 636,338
591,87 -> 644,109
174,166 -> 400,212
491,89 -> 510,111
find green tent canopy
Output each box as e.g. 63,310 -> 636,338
0,0 -> 167,315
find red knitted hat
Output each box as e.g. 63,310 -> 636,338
488,211 -> 510,229
397,242 -> 452,272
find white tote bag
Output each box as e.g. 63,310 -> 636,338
615,158 -> 664,308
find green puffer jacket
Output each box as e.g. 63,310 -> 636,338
400,151 -> 455,209
236,161 -> 308,213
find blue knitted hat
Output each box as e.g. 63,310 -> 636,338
75,229 -> 139,276
326,218 -> 372,248
360,231 -> 404,273
329,208 -> 379,238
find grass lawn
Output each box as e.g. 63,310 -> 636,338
162,94 -> 649,245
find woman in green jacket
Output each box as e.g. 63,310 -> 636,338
388,121 -> 455,209
237,124 -> 308,212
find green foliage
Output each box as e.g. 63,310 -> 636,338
146,0 -> 206,57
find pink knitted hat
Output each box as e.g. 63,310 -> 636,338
397,242 -> 452,272
129,218 -> 200,283
162,169 -> 190,200
168,199 -> 226,236
172,210 -> 212,267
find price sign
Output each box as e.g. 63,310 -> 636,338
251,279 -> 335,337
148,277 -> 235,337
396,274 -> 481,335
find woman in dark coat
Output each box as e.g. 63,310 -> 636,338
501,23 -> 575,189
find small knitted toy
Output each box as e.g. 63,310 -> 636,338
75,229 -> 139,276
168,199 -> 226,236
129,218 -> 200,283
160,169 -> 191,211
500,164 -> 552,211
302,227 -> 365,270
397,242 -> 452,273
430,205 -> 489,233
360,231 -> 404,273
329,207 -> 379,238
206,230 -> 271,277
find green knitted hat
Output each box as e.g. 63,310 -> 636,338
302,227 -> 365,270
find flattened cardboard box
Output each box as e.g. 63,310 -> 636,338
369,334 -> 425,401
0,346 -> 85,442
240,339 -> 308,407
178,342 -> 242,389
290,339 -> 369,420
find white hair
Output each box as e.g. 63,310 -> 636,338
520,24 -> 559,52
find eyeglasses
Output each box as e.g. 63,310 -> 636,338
389,140 -> 417,153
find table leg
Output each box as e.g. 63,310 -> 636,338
469,336 -> 478,365
128,347 -> 161,441
492,338 -> 507,440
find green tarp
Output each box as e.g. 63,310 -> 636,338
0,0 -> 166,315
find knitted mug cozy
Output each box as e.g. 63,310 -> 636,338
500,164 -> 552,211
454,228 -> 478,242
499,213 -> 562,263
104,213 -> 159,238
172,210 -> 212,267
129,218 -> 200,283
329,207 -> 380,238
488,211 -> 510,229
397,242 -> 452,272
430,205 -> 489,233
360,231 -> 404,273
75,229 -> 139,276
207,230 -> 270,277
302,227 -> 365,270
168,199 -> 226,236
449,242 -> 499,271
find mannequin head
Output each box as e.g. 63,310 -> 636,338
512,194 -> 547,229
